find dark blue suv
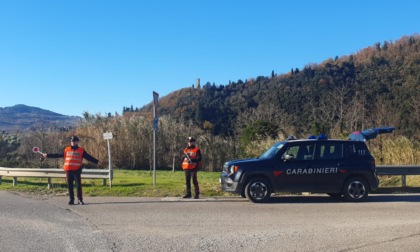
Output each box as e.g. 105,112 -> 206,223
220,135 -> 381,203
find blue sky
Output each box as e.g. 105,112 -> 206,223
0,1 -> 419,116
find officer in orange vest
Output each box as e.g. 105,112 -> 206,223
182,137 -> 202,199
43,136 -> 100,205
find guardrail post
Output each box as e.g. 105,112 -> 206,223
48,178 -> 52,189
0,175 -> 2,185
402,175 -> 406,187
13,177 -> 17,186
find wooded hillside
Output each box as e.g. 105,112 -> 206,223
138,34 -> 420,140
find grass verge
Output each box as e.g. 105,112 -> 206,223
0,170 -> 229,197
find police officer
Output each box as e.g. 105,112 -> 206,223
43,136 -> 100,205
182,137 -> 202,199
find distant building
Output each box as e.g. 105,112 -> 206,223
196,78 -> 200,88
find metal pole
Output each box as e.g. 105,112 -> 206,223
107,139 -> 113,187
153,123 -> 156,187
153,108 -> 156,188
152,91 -> 159,187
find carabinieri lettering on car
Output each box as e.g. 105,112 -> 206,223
285,167 -> 339,175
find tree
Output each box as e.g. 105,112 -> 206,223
240,120 -> 278,152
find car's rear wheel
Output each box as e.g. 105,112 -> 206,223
245,178 -> 272,203
342,177 -> 369,202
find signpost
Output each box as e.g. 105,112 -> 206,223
103,132 -> 113,187
153,91 -> 159,187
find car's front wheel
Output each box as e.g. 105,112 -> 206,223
342,177 -> 369,202
245,178 -> 272,203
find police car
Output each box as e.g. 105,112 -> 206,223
220,127 -> 395,203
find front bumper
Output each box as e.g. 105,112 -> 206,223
220,173 -> 240,193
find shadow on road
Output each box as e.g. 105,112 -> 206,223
83,197 -> 246,205
266,193 -> 420,204
76,194 -> 420,205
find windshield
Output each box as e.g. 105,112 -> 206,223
259,142 -> 285,159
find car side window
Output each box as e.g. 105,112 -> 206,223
297,143 -> 315,160
284,143 -> 315,161
284,145 -> 299,160
316,142 -> 343,160
346,143 -> 357,157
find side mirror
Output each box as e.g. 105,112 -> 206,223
283,154 -> 294,161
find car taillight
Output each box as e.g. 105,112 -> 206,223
371,159 -> 376,173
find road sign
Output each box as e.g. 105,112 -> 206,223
103,132 -> 113,140
103,132 -> 114,187
153,91 -> 159,116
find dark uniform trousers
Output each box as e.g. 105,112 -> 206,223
185,169 -> 200,196
66,169 -> 83,201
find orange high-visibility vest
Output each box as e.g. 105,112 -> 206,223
182,147 -> 201,170
63,147 -> 85,171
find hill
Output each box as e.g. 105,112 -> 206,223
0,104 -> 80,132
136,34 -> 420,139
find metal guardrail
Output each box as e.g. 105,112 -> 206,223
376,165 -> 420,187
1,165 -> 418,189
0,167 -> 111,189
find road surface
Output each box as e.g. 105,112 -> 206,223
1,191 -> 420,251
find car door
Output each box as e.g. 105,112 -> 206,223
311,141 -> 344,191
276,142 -> 317,192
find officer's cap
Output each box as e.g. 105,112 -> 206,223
70,136 -> 80,142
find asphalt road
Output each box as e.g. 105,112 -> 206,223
1,191 -> 420,252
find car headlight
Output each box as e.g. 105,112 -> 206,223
229,165 -> 239,174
